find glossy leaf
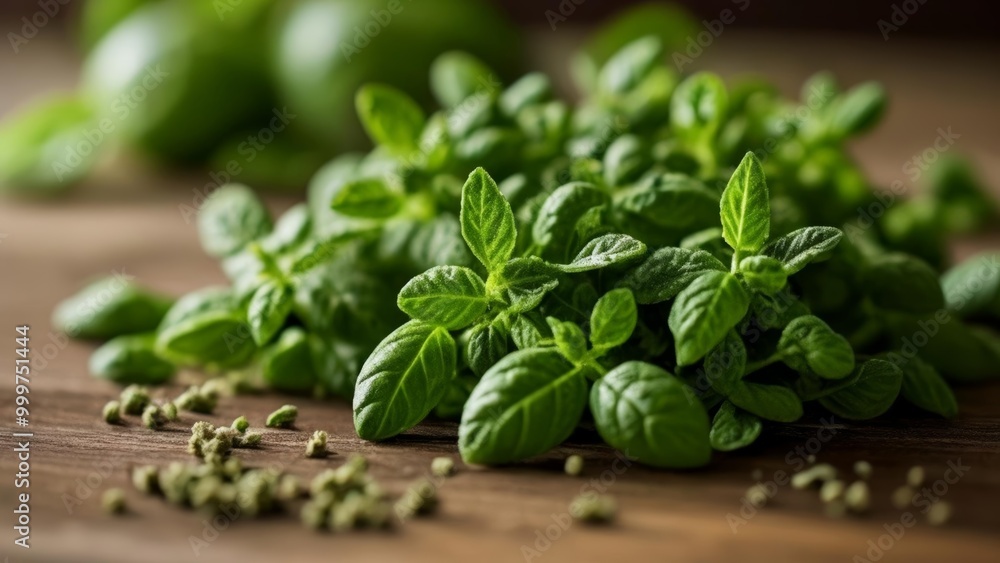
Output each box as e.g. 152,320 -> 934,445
397,266 -> 488,330
778,315 -> 855,379
355,84 -> 425,155
819,359 -> 902,420
589,288 -> 637,351
590,361 -> 710,468
558,234 -> 646,273
669,271 -> 750,366
720,152 -> 770,256
460,167 -> 517,273
618,247 -> 726,304
354,321 -> 457,441
710,401 -> 762,452
762,226 -> 843,275
459,349 -> 589,464
247,280 -> 294,346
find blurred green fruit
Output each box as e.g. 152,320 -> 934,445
272,0 -> 522,151
81,1 -> 274,162
0,95 -> 97,195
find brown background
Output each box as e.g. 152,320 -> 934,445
1,9 -> 1000,563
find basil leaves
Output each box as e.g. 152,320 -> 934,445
55,27 -> 995,471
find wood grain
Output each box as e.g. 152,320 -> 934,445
1,32 -> 1000,563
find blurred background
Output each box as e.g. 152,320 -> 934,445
1,0 -> 998,203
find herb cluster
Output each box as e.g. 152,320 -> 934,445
57,36 -> 999,468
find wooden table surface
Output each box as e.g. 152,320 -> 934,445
1,31 -> 999,563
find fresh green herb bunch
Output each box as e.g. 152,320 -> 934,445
56,35 -> 999,468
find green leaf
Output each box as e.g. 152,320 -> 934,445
558,234 -> 646,273
739,255 -> 788,295
670,72 -> 728,141
941,252 -> 1000,318
612,174 -> 720,243
778,315 -> 855,379
430,51 -> 497,108
710,401 -> 762,452
829,82 -> 886,137
618,247 -> 726,304
355,84 -> 425,155
590,361 -> 710,468
762,226 -> 843,275
895,356 -> 958,418
460,167 -> 517,273
720,152 -> 770,257
669,271 -> 750,366
465,318 -> 510,377
0,94 -> 98,194
89,333 -> 175,385
260,327 -> 317,393
499,72 -> 551,117
729,383 -> 803,422
52,276 -> 173,340
548,317 -> 588,363
197,184 -> 272,258
598,36 -> 662,94
354,321 -> 457,441
864,253 -> 944,314
247,280 -> 294,346
286,229 -> 374,276
309,339 -> 367,400
155,288 -> 256,370
459,349 -> 589,465
589,288 -> 637,351
510,313 -> 551,350
397,266 -> 488,330
703,330 -> 746,396
495,257 -> 560,314
330,178 -> 403,219
603,135 -> 648,186
820,359 -> 902,420
532,182 -> 609,262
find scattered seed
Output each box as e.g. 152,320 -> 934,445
431,456 -> 455,478
844,481 -> 870,513
174,385 -> 218,414
791,463 -> 837,489
395,478 -> 438,519
891,485 -> 915,510
564,454 -> 584,477
141,404 -> 167,430
820,479 -> 845,503
853,460 -> 872,480
306,430 -> 328,458
926,501 -> 952,526
120,385 -> 150,415
266,404 -> 298,428
232,415 -> 249,433
276,474 -> 303,502
102,400 -> 121,424
235,432 -> 262,448
131,465 -> 159,494
162,402 -> 178,421
750,469 -> 763,481
806,455 -> 816,465
906,466 -> 925,488
569,492 -> 616,524
102,488 -> 126,515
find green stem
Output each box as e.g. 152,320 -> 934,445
744,353 -> 781,376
